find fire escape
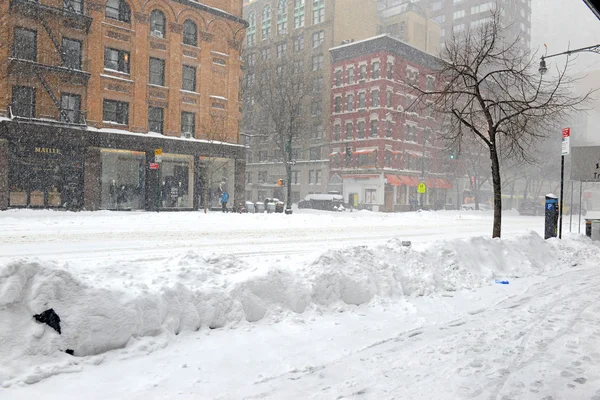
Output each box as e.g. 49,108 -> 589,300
8,0 -> 92,125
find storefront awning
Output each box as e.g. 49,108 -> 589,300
329,151 -> 340,156
398,175 -> 421,186
405,150 -> 424,158
353,149 -> 376,155
385,174 -> 403,186
426,177 -> 453,189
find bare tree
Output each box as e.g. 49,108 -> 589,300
417,10 -> 590,238
243,54 -> 313,213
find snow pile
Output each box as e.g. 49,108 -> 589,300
1,232 -> 598,386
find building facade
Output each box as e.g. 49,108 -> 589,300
241,0 -> 441,204
329,35 -> 455,212
0,0 -> 247,211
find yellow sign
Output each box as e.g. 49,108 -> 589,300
353,193 -> 359,207
417,182 -> 427,194
154,148 -> 162,156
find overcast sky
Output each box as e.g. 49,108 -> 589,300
532,0 -> 600,76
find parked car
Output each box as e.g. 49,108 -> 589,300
518,201 -> 544,216
298,194 -> 346,212
461,203 -> 492,211
565,203 -> 587,216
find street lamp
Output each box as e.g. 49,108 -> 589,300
539,43 -> 600,75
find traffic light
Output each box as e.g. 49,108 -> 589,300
277,179 -> 284,186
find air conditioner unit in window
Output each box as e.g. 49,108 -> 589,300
151,30 -> 163,38
182,132 -> 192,139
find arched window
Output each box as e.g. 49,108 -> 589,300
106,0 -> 130,23
183,20 -> 197,46
150,9 -> 166,38
277,0 -> 287,35
262,5 -> 271,40
247,12 -> 256,47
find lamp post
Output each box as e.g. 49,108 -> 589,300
538,44 -> 600,239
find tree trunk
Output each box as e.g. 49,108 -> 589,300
490,144 -> 502,238
509,180 -> 516,210
286,161 -> 292,211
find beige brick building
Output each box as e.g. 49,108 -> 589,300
0,0 -> 247,211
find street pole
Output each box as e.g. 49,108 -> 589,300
570,179 -> 574,232
559,155 -> 565,239
578,181 -> 583,234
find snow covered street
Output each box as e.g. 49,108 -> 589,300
1,209 -> 600,399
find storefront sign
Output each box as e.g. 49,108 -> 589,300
34,147 -> 61,155
149,162 -> 159,170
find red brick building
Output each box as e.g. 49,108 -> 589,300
329,34 -> 454,212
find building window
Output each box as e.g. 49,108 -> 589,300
365,189 -> 376,203
148,106 -> 164,134
357,120 -> 365,138
453,9 -> 465,19
334,97 -> 341,113
387,90 -> 392,108
13,28 -> 37,62
333,124 -> 341,141
261,47 -> 271,60
262,5 -> 272,39
181,111 -> 195,138
181,65 -> 196,91
387,62 -> 393,79
258,171 -> 267,183
60,93 -> 81,123
312,54 -> 323,71
150,9 -> 166,38
312,31 -> 324,48
385,120 -> 392,137
358,92 -> 366,108
258,150 -> 268,162
104,47 -> 130,74
434,15 -> 445,23
294,0 -> 305,29
453,23 -> 465,33
149,57 -> 165,86
345,122 -> 352,139
372,61 -> 380,79
312,76 -> 323,92
247,12 -> 256,46
312,0 -> 325,24
315,170 -> 322,184
372,89 -> 379,107
405,124 -> 417,142
346,94 -> 353,112
183,20 -> 198,46
370,119 -> 378,137
103,99 -> 129,125
276,42 -> 287,58
312,101 -> 322,117
62,38 -> 82,70
291,148 -> 301,160
308,170 -> 314,184
277,0 -> 288,34
246,172 -> 253,184
348,67 -> 355,84
293,60 -> 303,73
359,64 -> 367,80
293,35 -> 304,51
11,86 -> 35,118
64,0 -> 83,14
335,69 -> 342,86
106,0 -> 131,23
309,147 -> 321,160
247,53 -> 256,67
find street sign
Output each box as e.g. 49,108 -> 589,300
155,155 -> 162,162
571,146 -> 600,182
155,148 -> 162,156
417,182 -> 427,194
561,128 -> 570,156
149,162 -> 159,170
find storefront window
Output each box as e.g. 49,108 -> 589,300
159,154 -> 194,209
100,149 -> 145,210
198,156 -> 235,209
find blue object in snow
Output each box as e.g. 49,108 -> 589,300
495,280 -> 510,284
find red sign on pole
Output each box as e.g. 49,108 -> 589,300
149,162 -> 159,170
562,127 -> 570,138
561,127 -> 571,156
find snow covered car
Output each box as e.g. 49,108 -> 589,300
461,203 -> 492,211
518,201 -> 544,216
298,194 -> 345,211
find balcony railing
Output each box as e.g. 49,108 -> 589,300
10,0 -> 92,32
9,47 -> 91,82
9,105 -> 87,126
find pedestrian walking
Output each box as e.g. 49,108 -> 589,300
221,191 -> 229,212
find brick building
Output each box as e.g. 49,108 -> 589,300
329,34 -> 454,212
0,0 -> 247,211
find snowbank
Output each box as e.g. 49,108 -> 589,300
1,232 -> 598,387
